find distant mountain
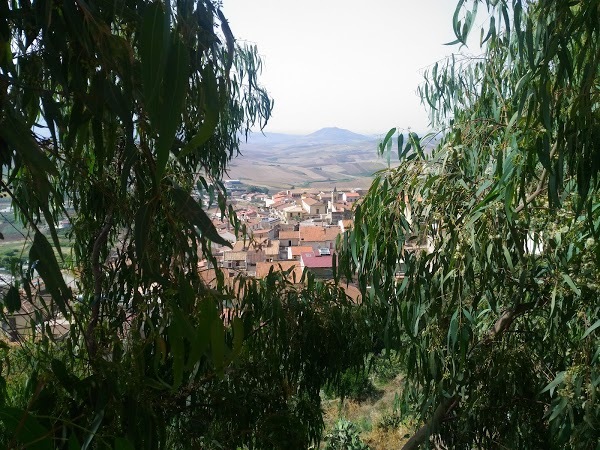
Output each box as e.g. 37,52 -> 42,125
229,126 -> 400,190
304,127 -> 372,143
240,127 -> 375,152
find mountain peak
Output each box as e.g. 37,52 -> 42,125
306,127 -> 369,141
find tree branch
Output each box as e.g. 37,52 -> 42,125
85,212 -> 114,359
402,301 -> 537,449
401,396 -> 458,450
514,142 -> 558,214
486,301 -> 536,339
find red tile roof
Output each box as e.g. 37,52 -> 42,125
299,226 -> 339,243
255,261 -> 302,279
279,230 -> 300,240
300,252 -> 333,268
289,246 -> 314,256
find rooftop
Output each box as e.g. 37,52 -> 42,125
289,246 -> 314,256
300,252 -> 334,268
279,230 -> 300,240
255,261 -> 302,280
302,197 -> 323,206
299,226 -> 340,243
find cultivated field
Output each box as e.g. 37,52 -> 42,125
228,127 -> 400,190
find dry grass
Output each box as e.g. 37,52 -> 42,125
322,374 -> 414,449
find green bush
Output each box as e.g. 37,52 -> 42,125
377,411 -> 402,431
324,419 -> 370,450
324,367 -> 377,401
372,351 -> 403,383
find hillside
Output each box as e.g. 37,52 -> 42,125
229,127 -> 397,190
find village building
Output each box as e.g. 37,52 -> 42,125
300,249 -> 334,279
301,197 -> 325,216
287,246 -> 314,260
299,225 -> 340,251
281,205 -> 308,222
255,261 -> 303,281
342,191 -> 360,203
278,230 -> 301,247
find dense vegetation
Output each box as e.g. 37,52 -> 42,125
0,0 -> 372,448
1,0 -> 598,449
340,0 -> 600,448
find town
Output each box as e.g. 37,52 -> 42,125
206,182 -> 362,294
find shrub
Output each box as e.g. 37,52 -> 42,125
324,367 -> 377,401
372,351 -> 403,383
377,411 -> 402,431
325,419 -> 370,450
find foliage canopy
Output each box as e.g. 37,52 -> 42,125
0,0 -> 372,448
340,0 -> 600,448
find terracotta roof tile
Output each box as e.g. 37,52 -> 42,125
289,246 -> 314,256
299,226 -> 339,243
279,230 -> 300,240
302,197 -> 323,206
300,252 -> 333,268
255,261 -> 302,280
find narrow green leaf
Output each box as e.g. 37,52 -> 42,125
0,112 -> 59,178
481,16 -> 496,45
525,19 -> 536,68
51,358 -> 76,393
168,317 -> 185,390
29,231 -> 70,316
561,273 -> 580,296
449,0 -> 465,44
156,36 -> 190,180
397,133 -> 404,160
502,245 -> 514,271
41,93 -> 61,149
178,65 -> 219,160
41,204 -> 63,260
135,202 -> 154,272
379,127 -> 395,156
232,315 -> 244,359
140,1 -> 167,124
550,283 -> 557,318
4,285 -> 21,313
504,181 -> 514,222
582,319 -> 600,340
172,187 -> 232,247
0,407 -> 52,450
548,397 -> 567,422
211,319 -> 225,376
409,132 -> 424,158
541,371 -> 565,396
216,8 -> 234,74
82,409 -> 104,450
447,309 -> 459,350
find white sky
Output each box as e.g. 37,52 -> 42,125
222,0 -> 463,135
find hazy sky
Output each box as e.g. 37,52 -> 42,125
222,0 -> 463,135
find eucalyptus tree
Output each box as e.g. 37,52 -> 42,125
0,1 -> 371,448
340,1 -> 599,448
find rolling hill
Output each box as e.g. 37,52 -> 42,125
229,127 -> 397,190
